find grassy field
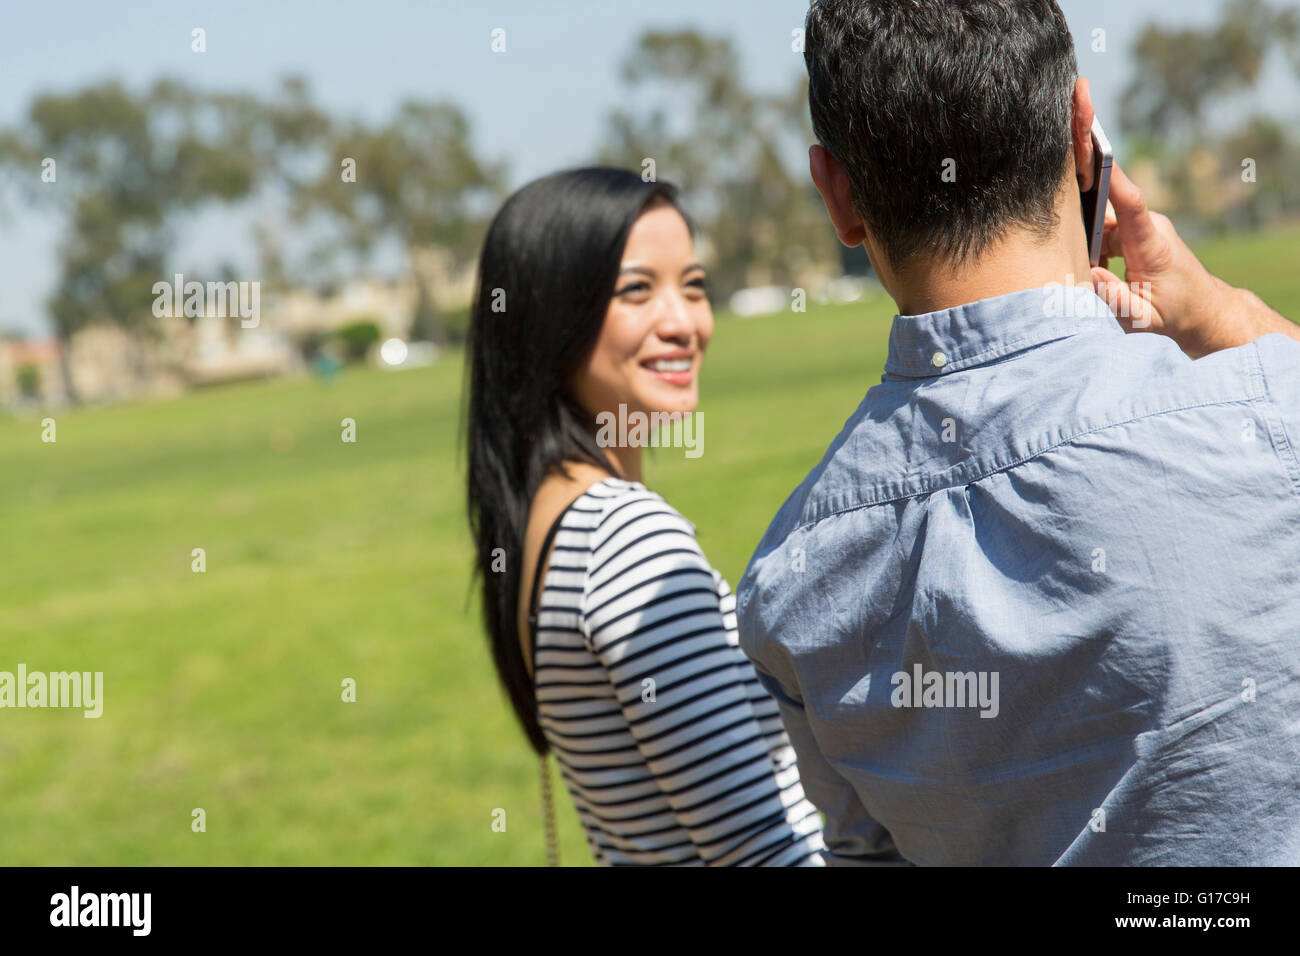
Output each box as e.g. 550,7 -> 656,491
1,224 -> 1296,865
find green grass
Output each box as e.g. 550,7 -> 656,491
1194,222 -> 1300,320
1,225 -> 1295,865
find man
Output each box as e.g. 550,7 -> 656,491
736,0 -> 1300,865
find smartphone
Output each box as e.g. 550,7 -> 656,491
1080,116 -> 1114,267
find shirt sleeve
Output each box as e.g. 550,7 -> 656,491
580,491 -> 825,866
746,658 -> 908,866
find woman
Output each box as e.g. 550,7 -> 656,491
465,167 -> 825,865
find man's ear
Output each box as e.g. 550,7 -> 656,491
1072,77 -> 1097,193
809,145 -> 867,247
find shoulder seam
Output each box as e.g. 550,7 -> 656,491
793,391 -> 1268,532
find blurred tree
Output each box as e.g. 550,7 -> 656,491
0,78 -> 307,401
1121,0 -> 1282,138
294,101 -> 505,344
1120,0 -> 1300,229
334,318 -> 382,361
599,30 -> 842,301
1281,4 -> 1300,74
16,363 -> 40,400
1221,117 -> 1295,228
220,76 -> 335,298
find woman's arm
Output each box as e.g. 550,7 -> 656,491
580,490 -> 825,866
748,659 -> 907,866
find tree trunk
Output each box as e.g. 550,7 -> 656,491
409,249 -> 447,345
57,335 -> 80,405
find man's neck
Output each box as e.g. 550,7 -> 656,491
885,229 -> 1092,317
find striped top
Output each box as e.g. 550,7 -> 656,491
532,477 -> 826,866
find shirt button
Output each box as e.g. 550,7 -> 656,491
931,350 -> 948,369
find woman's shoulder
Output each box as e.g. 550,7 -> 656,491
580,480 -> 728,601
522,470 -> 688,568
525,466 -> 618,536
581,477 -> 697,544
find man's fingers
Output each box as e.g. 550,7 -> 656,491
1091,266 -> 1126,310
1106,163 -> 1161,251
1092,266 -> 1158,331
1100,221 -> 1122,260
1092,265 -> 1137,326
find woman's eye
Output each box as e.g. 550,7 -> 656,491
687,277 -> 708,292
615,282 -> 651,297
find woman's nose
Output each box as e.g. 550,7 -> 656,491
653,291 -> 695,343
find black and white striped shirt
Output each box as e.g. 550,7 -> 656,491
533,477 -> 826,865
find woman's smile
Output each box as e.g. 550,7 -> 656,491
640,350 -> 696,386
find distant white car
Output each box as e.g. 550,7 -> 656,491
374,338 -> 438,370
728,286 -> 789,318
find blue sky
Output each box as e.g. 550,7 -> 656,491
1,0 -> 1295,336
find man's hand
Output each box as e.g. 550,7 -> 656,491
1090,162 -> 1299,357
1090,163 -> 1226,356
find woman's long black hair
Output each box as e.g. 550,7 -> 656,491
464,167 -> 687,755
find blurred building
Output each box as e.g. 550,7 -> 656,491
269,276 -> 417,340
0,265 -> 479,408
0,337 -> 63,406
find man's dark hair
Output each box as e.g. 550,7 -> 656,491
805,0 -> 1079,271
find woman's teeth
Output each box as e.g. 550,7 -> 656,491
649,358 -> 691,372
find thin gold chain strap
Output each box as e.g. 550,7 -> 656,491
539,752 -> 559,867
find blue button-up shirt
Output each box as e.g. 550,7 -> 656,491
737,286 -> 1300,865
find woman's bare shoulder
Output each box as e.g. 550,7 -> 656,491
526,462 -> 618,542
517,462 -> 619,674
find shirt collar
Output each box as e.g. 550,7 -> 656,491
884,284 -> 1120,378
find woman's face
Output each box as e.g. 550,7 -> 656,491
571,201 -> 713,423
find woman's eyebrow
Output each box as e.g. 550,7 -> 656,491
618,263 -> 705,278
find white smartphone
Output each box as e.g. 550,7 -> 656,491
1080,116 -> 1114,267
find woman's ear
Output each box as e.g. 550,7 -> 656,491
809,145 -> 868,247
1072,77 -> 1097,193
